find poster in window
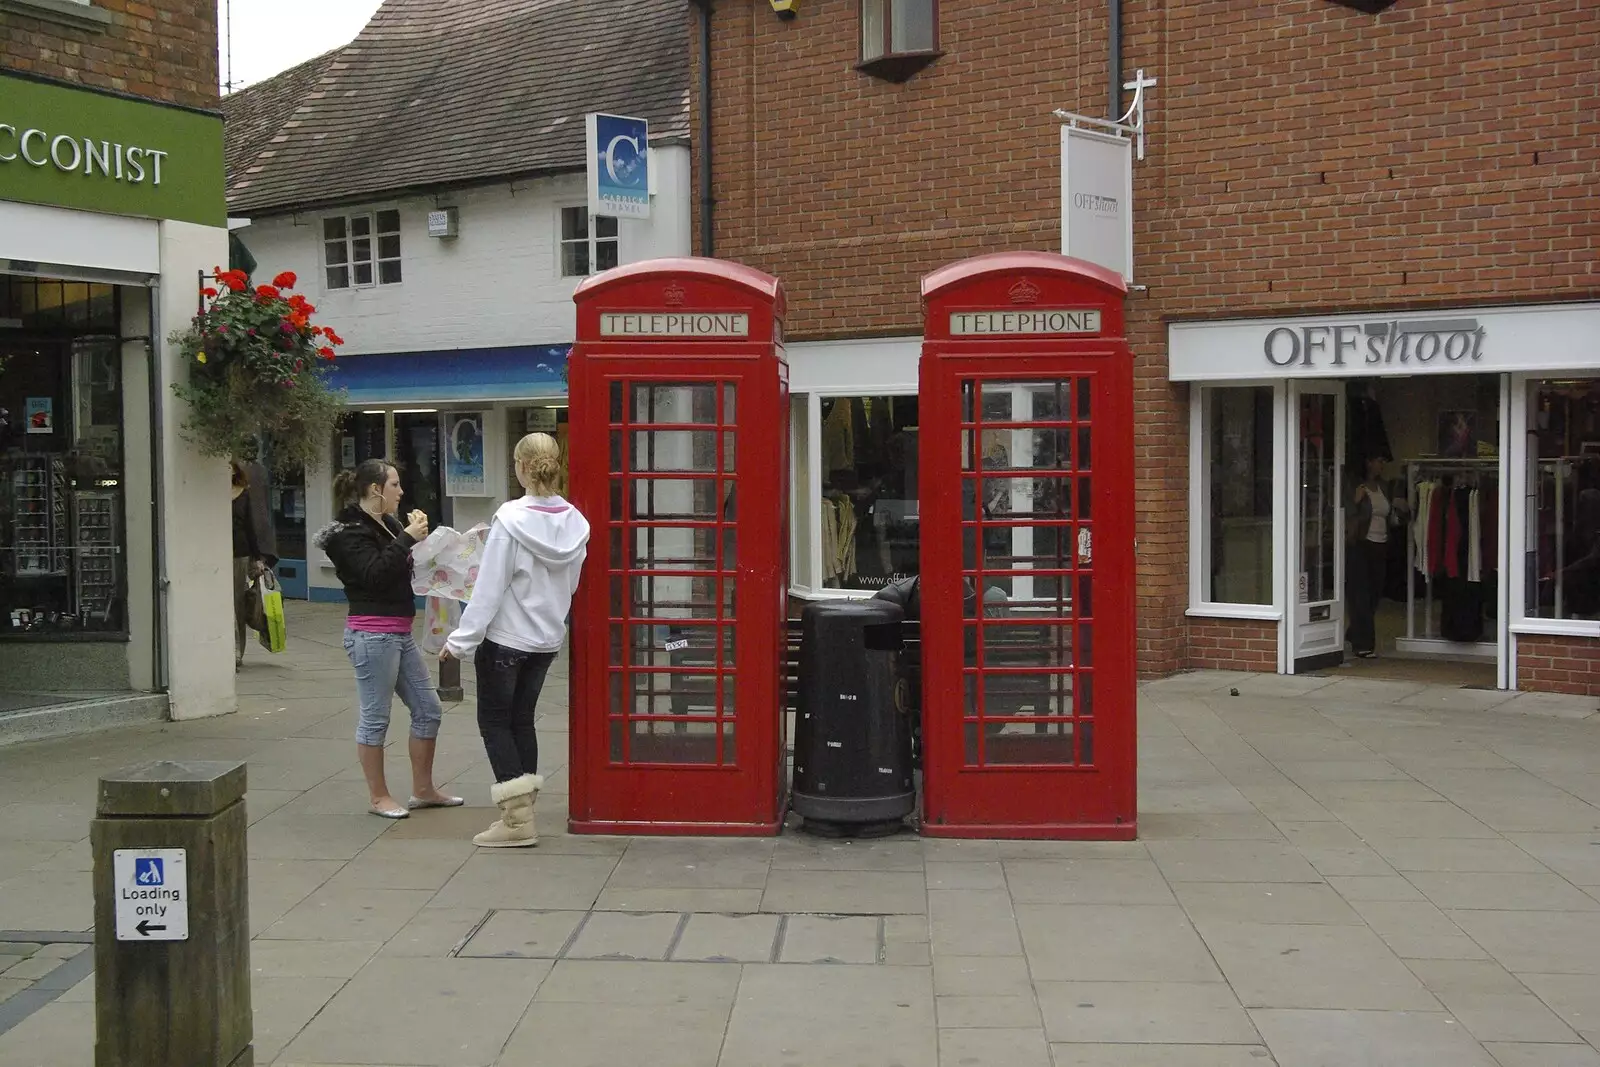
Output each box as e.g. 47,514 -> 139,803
25,397 -> 53,434
445,413 -> 487,497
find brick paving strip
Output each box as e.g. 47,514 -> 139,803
0,932 -> 95,1037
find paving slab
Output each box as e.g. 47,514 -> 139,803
778,914 -> 880,964
939,1027 -> 1052,1067
278,957 -> 551,1066
1196,921 -> 1441,1011
718,964 -> 936,1067
1252,1007 -> 1498,1066
671,912 -> 781,963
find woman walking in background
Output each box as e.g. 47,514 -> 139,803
230,461 -> 276,670
1346,452 -> 1408,659
315,458 -> 462,819
442,433 -> 588,847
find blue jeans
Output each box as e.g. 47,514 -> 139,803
343,629 -> 443,747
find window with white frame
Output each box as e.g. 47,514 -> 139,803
323,210 -> 402,289
1524,377 -> 1600,622
1197,386 -> 1276,606
560,207 -> 619,277
817,394 -> 920,591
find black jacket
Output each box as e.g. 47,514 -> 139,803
313,506 -> 418,618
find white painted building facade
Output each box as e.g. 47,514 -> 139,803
233,149 -> 693,599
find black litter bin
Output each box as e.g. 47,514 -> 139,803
792,598 -> 915,837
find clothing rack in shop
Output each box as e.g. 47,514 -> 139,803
1398,458 -> 1499,662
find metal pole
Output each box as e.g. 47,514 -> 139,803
1108,0 -> 1121,121
147,283 -> 169,692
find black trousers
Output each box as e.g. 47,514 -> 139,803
1345,538 -> 1388,655
475,637 -> 557,783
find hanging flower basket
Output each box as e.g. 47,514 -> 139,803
171,269 -> 347,474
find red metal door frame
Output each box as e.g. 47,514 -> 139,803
568,259 -> 788,835
918,252 -> 1137,839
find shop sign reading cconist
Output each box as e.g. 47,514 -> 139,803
0,72 -> 224,228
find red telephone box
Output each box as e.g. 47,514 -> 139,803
918,252 -> 1136,839
567,258 -> 789,835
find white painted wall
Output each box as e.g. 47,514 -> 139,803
235,147 -> 691,599
235,146 -> 693,355
156,220 -> 236,720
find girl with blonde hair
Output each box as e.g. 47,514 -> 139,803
442,433 -> 589,846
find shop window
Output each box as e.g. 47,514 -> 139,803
1,280 -> 127,637
1526,378 -> 1600,621
559,208 -> 620,277
860,0 -> 940,81
324,210 -> 402,290
507,407 -> 570,498
1199,386 -> 1274,606
819,395 -> 918,591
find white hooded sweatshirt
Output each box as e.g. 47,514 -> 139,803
445,495 -> 590,657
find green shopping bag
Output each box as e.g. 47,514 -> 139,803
256,572 -> 286,653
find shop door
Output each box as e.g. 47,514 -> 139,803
587,374 -> 778,825
1290,381 -> 1345,672
922,360 -> 1136,835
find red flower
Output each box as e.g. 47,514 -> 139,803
255,284 -> 281,300
271,271 -> 298,289
325,329 -> 346,346
216,269 -> 249,293
318,347 -> 336,360
311,325 -> 326,337
201,286 -> 218,299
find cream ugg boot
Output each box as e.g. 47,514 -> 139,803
473,774 -> 543,848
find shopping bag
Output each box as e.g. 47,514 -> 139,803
256,572 -> 286,653
420,596 -> 463,655
409,523 -> 490,601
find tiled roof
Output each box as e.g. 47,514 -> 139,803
221,49 -> 345,187
222,0 -> 691,216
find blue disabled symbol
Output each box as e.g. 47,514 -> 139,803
134,858 -> 164,886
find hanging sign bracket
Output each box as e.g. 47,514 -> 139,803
1053,69 -> 1158,161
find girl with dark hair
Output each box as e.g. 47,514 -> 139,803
313,458 -> 461,819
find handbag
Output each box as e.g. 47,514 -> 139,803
256,572 -> 287,653
243,570 -> 268,635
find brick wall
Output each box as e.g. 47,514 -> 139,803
1187,618 -> 1278,674
1516,635 -> 1600,697
1,0 -> 218,110
696,0 -> 1600,678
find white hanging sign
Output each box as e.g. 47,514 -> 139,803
1060,126 -> 1134,283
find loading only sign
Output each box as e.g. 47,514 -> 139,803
112,848 -> 189,941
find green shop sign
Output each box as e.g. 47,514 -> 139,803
0,73 -> 224,228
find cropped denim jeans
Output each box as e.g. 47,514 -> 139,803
343,629 -> 443,747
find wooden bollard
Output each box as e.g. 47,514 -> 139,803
91,760 -> 251,1067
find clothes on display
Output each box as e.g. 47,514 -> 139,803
820,493 -> 857,584
1406,463 -> 1499,648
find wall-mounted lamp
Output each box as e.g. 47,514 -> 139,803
769,0 -> 797,19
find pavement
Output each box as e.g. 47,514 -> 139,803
0,601 -> 1598,1067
